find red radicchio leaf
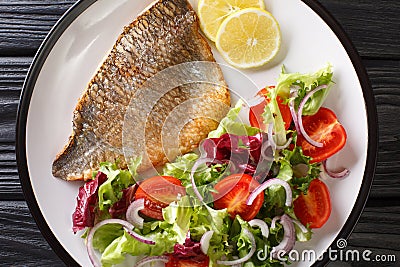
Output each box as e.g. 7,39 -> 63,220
200,133 -> 267,176
108,184 -> 138,218
169,237 -> 209,263
72,172 -> 107,233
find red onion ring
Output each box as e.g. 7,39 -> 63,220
246,178 -> 292,207
87,219 -> 154,267
322,159 -> 350,178
134,256 -> 169,267
276,137 -> 292,150
86,218 -> 155,266
291,218 -> 308,233
126,198 -> 145,229
270,215 -> 281,229
267,122 -> 292,150
200,230 -> 214,254
270,214 -> 296,259
217,228 -> 256,265
249,219 -> 269,239
190,157 -> 218,202
297,85 -> 328,147
289,99 -> 300,134
289,86 -> 301,134
267,123 -> 277,150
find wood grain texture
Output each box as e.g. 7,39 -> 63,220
0,0 -> 399,266
0,201 -> 64,266
318,0 -> 400,59
0,0 -> 76,56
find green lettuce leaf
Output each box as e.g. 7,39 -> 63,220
189,204 -> 230,241
227,216 -> 286,267
100,228 -> 178,267
276,64 -> 333,116
262,91 -> 287,146
162,196 -> 193,244
281,145 -> 320,196
100,196 -> 194,266
92,224 -> 124,253
293,222 -> 312,242
208,100 -> 260,138
162,153 -> 228,203
97,162 -> 135,211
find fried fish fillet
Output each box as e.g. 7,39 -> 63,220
52,0 -> 230,180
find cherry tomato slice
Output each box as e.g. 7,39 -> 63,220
293,179 -> 331,228
297,107 -> 347,163
166,256 -> 209,267
212,174 -> 264,221
249,87 -> 292,131
135,176 -> 186,220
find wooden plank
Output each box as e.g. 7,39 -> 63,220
0,0 -> 76,56
318,0 -> 400,59
0,57 -> 30,143
365,60 -> 400,198
1,201 -> 398,266
0,201 -> 64,266
0,0 -> 399,58
0,56 -> 30,90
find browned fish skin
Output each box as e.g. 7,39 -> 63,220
52,0 -> 230,180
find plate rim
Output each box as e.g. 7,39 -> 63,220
300,1 -> 378,266
15,0 -> 378,266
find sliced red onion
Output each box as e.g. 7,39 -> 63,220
190,157 -> 217,202
246,178 -> 292,207
271,214 -> 296,259
322,159 -> 350,178
267,123 -> 277,150
297,85 -> 328,147
289,99 -> 300,134
217,228 -> 256,265
289,86 -> 301,134
270,215 -> 281,229
229,257 -> 242,267
267,122 -> 292,150
249,219 -> 269,239
135,256 -> 169,267
200,230 -> 214,254
86,219 -> 154,267
86,220 -> 106,267
276,137 -> 292,150
126,198 -> 145,229
291,218 -> 308,233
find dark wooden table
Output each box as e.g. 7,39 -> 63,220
0,1 -> 399,266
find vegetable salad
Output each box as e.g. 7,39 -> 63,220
72,65 -> 349,267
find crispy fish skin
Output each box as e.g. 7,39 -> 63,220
52,0 -> 230,180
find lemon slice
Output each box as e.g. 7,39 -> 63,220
198,0 -> 265,42
216,8 -> 281,69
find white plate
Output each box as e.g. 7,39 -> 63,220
17,0 -> 377,266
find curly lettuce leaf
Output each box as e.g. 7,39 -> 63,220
276,64 -> 333,116
208,100 -> 260,138
97,162 -> 135,211
227,216 -> 286,267
189,204 -> 230,241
